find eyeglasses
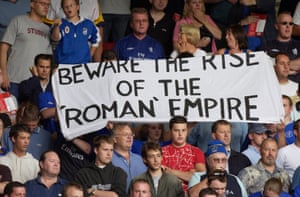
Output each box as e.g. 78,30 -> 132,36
279,21 -> 294,26
35,1 -> 50,7
212,158 -> 227,163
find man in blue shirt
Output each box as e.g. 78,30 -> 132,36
25,150 -> 68,197
114,7 -> 165,60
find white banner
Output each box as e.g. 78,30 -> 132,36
52,52 -> 284,139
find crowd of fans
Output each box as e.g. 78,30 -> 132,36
1,0 -> 300,197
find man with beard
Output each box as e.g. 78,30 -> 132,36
238,138 -> 290,195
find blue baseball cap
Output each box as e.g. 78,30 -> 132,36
206,140 -> 227,157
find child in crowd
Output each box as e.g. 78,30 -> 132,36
51,0 -> 100,64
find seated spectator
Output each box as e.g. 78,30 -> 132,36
276,118 -> 300,179
242,123 -> 267,165
162,116 -> 206,195
114,7 -> 165,60
0,124 -> 39,183
199,188 -> 218,197
132,123 -> 170,155
61,182 -> 84,197
1,102 -> 53,159
207,170 -> 227,197
173,0 -> 222,53
249,177 -> 291,197
132,141 -> 184,197
25,150 -> 68,197
130,178 -> 151,197
0,164 -> 12,196
170,24 -> 207,58
238,138 -> 290,195
3,181 -> 26,197
188,140 -> 247,197
51,0 -> 100,64
217,24 -> 250,54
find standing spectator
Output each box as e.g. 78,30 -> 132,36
173,0 -> 222,53
188,140 -> 247,197
3,182 -> 26,197
148,0 -> 175,57
25,151 -> 68,197
51,0 -> 100,64
238,138 -> 290,195
276,118 -> 300,179
162,116 -> 206,195
242,123 -> 268,165
0,0 -> 52,99
112,123 -> 147,191
114,8 -> 165,60
74,135 -> 127,197
132,142 -> 184,197
0,124 -> 39,183
130,178 -> 151,197
1,102 -> 53,159
99,0 -> 131,43
211,120 -> 251,176
45,0 -> 104,62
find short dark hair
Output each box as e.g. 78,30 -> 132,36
16,102 -> 40,123
211,120 -> 231,133
169,116 -> 187,130
275,52 -> 290,64
207,169 -> 227,185
282,94 -> 293,106
130,7 -> 148,22
130,178 -> 150,193
141,141 -> 162,160
112,123 -> 131,135
263,177 -> 283,196
199,188 -> 218,197
93,135 -> 114,148
9,124 -> 31,139
3,181 -> 25,195
34,54 -> 52,66
62,182 -> 83,197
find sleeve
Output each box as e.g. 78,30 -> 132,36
194,147 -> 205,164
112,168 -> 127,197
237,168 -> 251,194
176,177 -> 185,197
295,186 -> 300,197
173,20 -> 183,43
89,21 -> 101,47
235,175 -> 248,197
188,172 -> 202,188
294,2 -> 300,25
1,16 -> 18,44
292,166 -> 300,190
93,1 -> 104,27
39,92 -> 55,112
275,148 -> 285,169
0,164 -> 12,181
1,128 -> 13,152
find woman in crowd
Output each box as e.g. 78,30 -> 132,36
173,0 -> 221,53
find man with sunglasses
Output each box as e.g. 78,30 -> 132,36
188,140 -> 247,197
262,12 -> 300,82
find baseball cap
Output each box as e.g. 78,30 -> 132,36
248,123 -> 268,134
206,140 -> 227,157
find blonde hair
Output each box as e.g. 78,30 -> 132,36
183,0 -> 205,17
180,24 -> 200,46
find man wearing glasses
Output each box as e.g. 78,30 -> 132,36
111,123 -> 147,192
188,140 -> 247,197
0,0 -> 52,99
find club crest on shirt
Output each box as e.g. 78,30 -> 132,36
82,27 -> 88,35
65,26 -> 70,34
149,47 -> 153,53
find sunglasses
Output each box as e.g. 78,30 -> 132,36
279,21 -> 294,26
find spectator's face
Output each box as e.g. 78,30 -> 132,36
31,0 -> 50,18
276,14 -> 294,40
212,124 -> 231,147
209,179 -> 226,197
113,126 -> 134,151
131,182 -> 151,197
170,123 -> 188,147
94,142 -> 113,165
207,153 -> 227,171
188,0 -> 205,13
22,120 -> 39,132
40,152 -> 60,176
64,187 -> 84,197
260,140 -> 278,166
225,30 -> 237,50
8,187 -> 26,197
263,189 -> 280,197
12,131 -> 30,153
282,97 -> 293,117
62,0 -> 79,19
36,59 -> 51,80
150,0 -> 168,11
249,132 -> 267,148
131,13 -> 149,36
147,124 -> 162,142
144,149 -> 162,170
274,54 -> 290,79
